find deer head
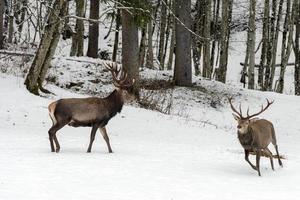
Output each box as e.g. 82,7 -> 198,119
228,98 -> 274,134
103,62 -> 136,102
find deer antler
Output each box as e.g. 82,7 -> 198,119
102,61 -> 135,88
246,99 -> 274,119
228,97 -> 243,118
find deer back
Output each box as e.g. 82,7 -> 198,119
248,119 -> 274,148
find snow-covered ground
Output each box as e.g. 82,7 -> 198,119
1,74 -> 300,200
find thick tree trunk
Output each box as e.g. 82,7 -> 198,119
87,0 -> 99,58
247,0 -> 256,89
70,0 -> 85,56
24,0 -> 67,95
174,0 -> 192,86
122,7 -> 139,96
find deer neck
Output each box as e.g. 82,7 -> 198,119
105,89 -> 124,117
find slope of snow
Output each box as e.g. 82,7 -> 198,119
0,74 -> 300,200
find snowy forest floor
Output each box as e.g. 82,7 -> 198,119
1,72 -> 300,200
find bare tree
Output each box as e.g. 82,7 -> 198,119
24,0 -> 68,95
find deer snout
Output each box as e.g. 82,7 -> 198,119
237,125 -> 242,129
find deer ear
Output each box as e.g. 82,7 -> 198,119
232,113 -> 240,121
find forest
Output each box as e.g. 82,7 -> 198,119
0,0 -> 300,199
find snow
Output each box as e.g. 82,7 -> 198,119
1,74 -> 300,200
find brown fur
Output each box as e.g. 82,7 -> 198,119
48,88 -> 134,153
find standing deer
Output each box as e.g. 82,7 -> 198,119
47,62 -> 136,153
228,98 -> 283,176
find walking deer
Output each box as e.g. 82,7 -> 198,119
228,98 -> 283,176
47,62 -> 136,153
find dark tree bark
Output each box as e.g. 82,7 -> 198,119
174,0 -> 192,86
218,0 -> 232,83
0,0 -> 4,49
202,0 -> 212,79
112,8 -> 120,62
70,0 -> 85,56
121,6 -> 139,97
87,0 -> 99,58
294,0 -> 300,95
158,1 -> 167,69
146,18 -> 154,69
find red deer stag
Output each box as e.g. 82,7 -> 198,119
228,98 -> 283,176
48,62 -> 136,153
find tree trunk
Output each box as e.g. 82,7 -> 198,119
258,0 -> 270,90
264,0 -> 277,90
192,0 -> 204,76
294,0 -> 300,95
0,0 -> 4,49
146,18 -> 154,69
218,0 -> 232,83
112,8 -> 120,62
139,27 -> 146,68
158,1 -> 167,69
7,0 -> 13,43
167,0 -> 175,70
174,0 -> 192,86
276,0 -> 292,93
210,0 -> 220,75
202,0 -> 212,79
122,6 -> 139,97
24,0 -> 67,95
86,0 -> 99,58
70,0 -> 85,56
247,0 -> 256,89
268,0 -> 284,90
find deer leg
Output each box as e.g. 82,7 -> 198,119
53,135 -> 60,153
48,122 -> 66,153
264,148 -> 274,170
256,149 -> 262,176
99,127 -> 113,153
244,149 -> 257,170
274,145 -> 283,167
87,124 -> 98,153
